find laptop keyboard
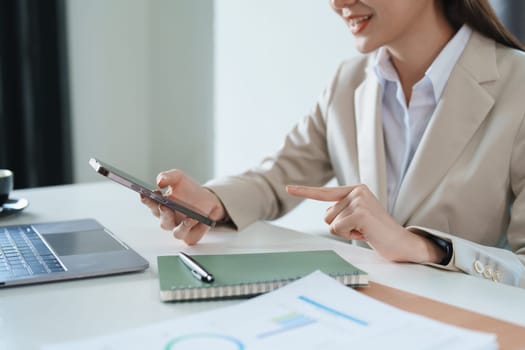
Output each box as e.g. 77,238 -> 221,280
0,225 -> 65,280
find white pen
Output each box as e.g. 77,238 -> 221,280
178,252 -> 214,283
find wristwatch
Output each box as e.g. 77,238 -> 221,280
427,235 -> 453,265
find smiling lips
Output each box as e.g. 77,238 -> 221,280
345,13 -> 372,35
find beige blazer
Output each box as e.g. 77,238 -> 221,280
207,30 -> 525,288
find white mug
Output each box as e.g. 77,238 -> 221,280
0,169 -> 14,206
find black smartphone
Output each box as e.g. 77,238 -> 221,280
89,158 -> 216,227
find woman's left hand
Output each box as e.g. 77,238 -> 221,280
286,184 -> 443,263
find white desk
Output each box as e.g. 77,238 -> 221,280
1,182 -> 525,349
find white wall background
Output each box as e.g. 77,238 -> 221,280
149,0 -> 214,183
67,0 -> 358,231
67,0 -> 214,184
67,0 -> 151,182
214,1 -> 356,176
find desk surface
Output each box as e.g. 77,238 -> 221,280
1,182 -> 525,349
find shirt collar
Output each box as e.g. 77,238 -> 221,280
426,25 -> 472,100
372,25 -> 472,101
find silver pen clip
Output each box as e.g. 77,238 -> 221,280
179,252 -> 214,283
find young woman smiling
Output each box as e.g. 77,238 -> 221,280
143,0 -> 525,288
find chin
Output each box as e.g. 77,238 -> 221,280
354,39 -> 380,54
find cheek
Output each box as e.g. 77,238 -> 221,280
379,3 -> 433,38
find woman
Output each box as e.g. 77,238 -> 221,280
143,0 -> 525,287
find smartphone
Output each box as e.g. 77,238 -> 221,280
89,158 -> 216,227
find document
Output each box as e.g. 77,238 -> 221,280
43,271 -> 497,350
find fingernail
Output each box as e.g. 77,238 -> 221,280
182,218 -> 193,227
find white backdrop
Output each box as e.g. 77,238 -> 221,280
214,1 -> 357,177
67,0 -> 214,184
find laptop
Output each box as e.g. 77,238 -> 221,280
0,218 -> 149,287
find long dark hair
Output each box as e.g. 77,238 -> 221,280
441,0 -> 525,51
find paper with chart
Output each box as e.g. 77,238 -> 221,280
43,271 -> 497,350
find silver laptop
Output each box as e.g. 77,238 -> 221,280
0,218 -> 149,287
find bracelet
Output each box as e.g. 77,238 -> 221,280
426,235 -> 453,265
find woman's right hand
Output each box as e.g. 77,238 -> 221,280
141,169 -> 226,245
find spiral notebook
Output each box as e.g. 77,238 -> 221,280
157,250 -> 368,302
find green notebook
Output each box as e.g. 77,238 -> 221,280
157,250 -> 368,302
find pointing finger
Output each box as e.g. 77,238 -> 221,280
286,185 -> 356,202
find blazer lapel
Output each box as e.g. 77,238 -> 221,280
393,32 -> 499,224
355,71 -> 388,208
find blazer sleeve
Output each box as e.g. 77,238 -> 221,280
408,111 -> 525,288
205,77 -> 338,230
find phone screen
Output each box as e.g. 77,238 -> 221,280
89,158 -> 216,227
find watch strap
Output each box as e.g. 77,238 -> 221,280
426,235 -> 453,265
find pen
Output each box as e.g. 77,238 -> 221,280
178,252 -> 214,283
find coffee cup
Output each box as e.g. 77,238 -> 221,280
0,169 -> 14,206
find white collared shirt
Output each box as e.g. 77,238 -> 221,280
373,25 -> 472,213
